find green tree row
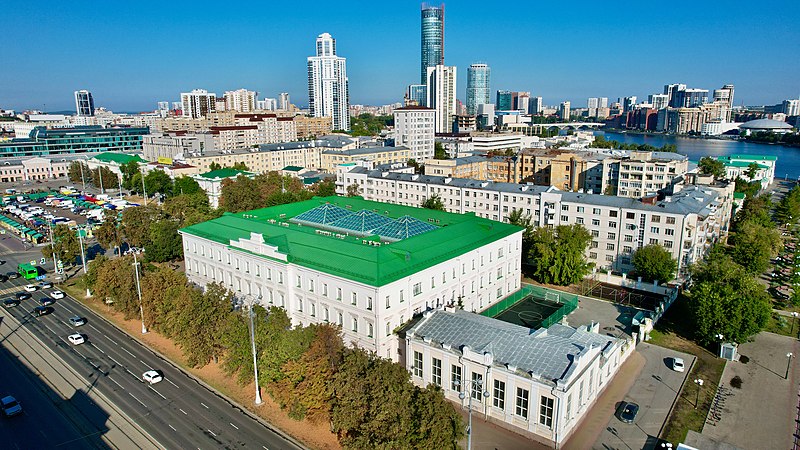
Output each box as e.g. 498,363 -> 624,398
219,172 -> 335,213
346,114 -> 393,137
589,135 -> 678,153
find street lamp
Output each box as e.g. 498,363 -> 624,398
76,226 -> 90,297
693,378 -> 704,408
456,378 -> 490,450
791,312 -> 799,338
132,251 -> 147,334
245,294 -> 264,405
787,353 -> 794,380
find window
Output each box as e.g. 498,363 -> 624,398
515,388 -> 530,419
607,232 -> 616,240
385,295 -> 390,309
451,365 -> 462,391
624,234 -> 634,242
431,276 -> 435,288
576,217 -> 584,224
493,380 -> 505,409
561,215 -> 568,222
351,292 -> 357,306
323,283 -> 328,296
606,243 -> 615,250
626,212 -> 635,219
666,217 -> 676,225
591,230 -> 599,237
605,255 -> 614,262
608,221 -> 617,228
592,219 -> 600,226
310,302 -> 316,317
497,268 -> 503,279
324,306 -> 329,322
297,297 -> 303,312
665,228 -> 674,236
386,321 -> 392,336
589,369 -> 594,395
650,227 -> 659,234
367,296 -> 373,311
337,311 -> 343,326
308,279 -> 314,293
592,208 -> 601,215
471,373 -> 484,401
413,283 -> 422,296
589,252 -> 597,259
577,206 -> 584,213
610,210 -> 618,217
539,396 -> 554,427
351,316 -> 358,332
664,240 -> 673,249
296,275 -> 301,288
336,288 -> 342,301
432,358 -> 442,386
561,204 -> 569,211
625,224 -> 636,230
566,394 -> 572,420
413,351 -> 423,377
400,290 -> 405,302
649,238 -> 658,245
579,381 -> 584,405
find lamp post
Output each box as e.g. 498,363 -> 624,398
791,312 -> 798,338
76,226 -> 90,297
46,221 -> 59,274
787,353 -> 794,380
132,251 -> 147,334
246,294 -> 264,405
141,168 -> 148,206
716,333 -> 724,357
693,378 -> 703,408
456,378 -> 490,450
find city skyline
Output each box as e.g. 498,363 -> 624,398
1,1 -> 798,112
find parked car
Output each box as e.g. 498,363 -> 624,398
617,402 -> 639,424
0,274 -> 7,283
51,290 -> 65,299
1,395 -> 22,417
69,316 -> 86,326
23,284 -> 37,292
7,272 -> 19,280
671,357 -> 685,372
67,334 -> 85,345
142,370 -> 163,385
3,298 -> 20,308
15,292 -> 31,301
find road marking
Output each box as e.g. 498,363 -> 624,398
149,386 -> 167,400
108,356 -> 122,366
61,305 -> 74,315
200,402 -> 209,409
263,446 -> 269,450
108,376 -> 124,390
179,408 -> 188,415
166,378 -> 179,388
59,319 -> 69,327
125,368 -> 137,377
121,347 -> 136,358
207,430 -> 216,437
104,335 -> 118,345
43,324 -> 56,335
129,392 -> 146,408
89,324 -> 100,333
168,424 -> 177,432
229,423 -> 238,430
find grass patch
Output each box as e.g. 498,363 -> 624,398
764,312 -> 798,337
648,297 -> 727,444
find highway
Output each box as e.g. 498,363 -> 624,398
0,240 -> 304,450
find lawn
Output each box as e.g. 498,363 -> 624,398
648,299 -> 727,444
764,311 -> 799,338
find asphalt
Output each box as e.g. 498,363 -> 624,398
0,237 -> 304,450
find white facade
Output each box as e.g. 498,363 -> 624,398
616,151 -> 689,198
181,89 -> 217,119
394,107 -> 436,162
279,93 -> 290,111
224,89 -> 258,113
307,33 -> 350,131
426,65 -> 457,133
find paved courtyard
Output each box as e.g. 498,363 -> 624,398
567,295 -> 645,338
701,332 -> 800,450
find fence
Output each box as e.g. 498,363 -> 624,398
481,284 -> 579,329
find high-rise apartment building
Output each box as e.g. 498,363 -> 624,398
496,90 -> 513,111
405,84 -> 428,107
663,83 -> 687,107
530,97 -> 543,115
307,32 -> 350,131
559,101 -> 571,120
426,65 -> 457,133
181,89 -> 217,119
587,97 -> 599,109
258,98 -> 278,111
514,92 -> 530,112
224,89 -> 258,113
279,93 -> 291,110
157,101 -> 170,111
420,4 -> 444,84
74,90 -> 95,117
465,63 -> 490,116
783,99 -> 800,116
648,94 -> 669,110
623,96 -> 637,113
394,106 -> 435,161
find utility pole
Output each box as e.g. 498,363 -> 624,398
247,294 -> 263,405
76,226 -> 90,297
132,251 -> 147,334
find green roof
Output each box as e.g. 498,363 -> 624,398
197,168 -> 252,180
92,152 -> 146,164
282,166 -> 303,172
733,193 -> 746,200
180,196 -> 522,287
722,161 -> 769,169
716,155 -> 777,162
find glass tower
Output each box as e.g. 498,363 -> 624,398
421,4 -> 444,85
74,90 -> 95,116
466,64 -> 490,116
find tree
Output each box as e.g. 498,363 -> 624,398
421,194 -> 445,211
175,282 -> 233,367
67,161 -> 87,184
734,177 -> 761,198
632,244 -> 677,283
163,192 -> 218,226
729,220 -> 782,274
698,157 -> 726,179
93,209 -> 122,251
407,159 -> 421,173
231,162 -> 249,171
434,142 -> 448,160
775,186 -> 800,226
173,176 -> 202,196
90,256 -> 140,319
734,194 -> 773,229
507,208 -> 534,261
144,219 -> 183,262
144,170 -> 173,198
42,224 -> 80,266
689,252 -> 771,344
745,162 -> 760,180
528,224 -> 593,285
92,166 -> 118,191
221,175 -> 262,212
315,179 -> 336,197
120,160 -> 141,191
346,183 -> 361,198
121,204 -> 166,248
209,162 -> 222,171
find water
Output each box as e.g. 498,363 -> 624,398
602,132 -> 800,180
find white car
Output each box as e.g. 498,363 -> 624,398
67,334 -> 85,345
671,357 -> 685,372
69,316 -> 85,327
142,370 -> 163,385
39,281 -> 53,289
51,290 -> 65,299
23,284 -> 37,292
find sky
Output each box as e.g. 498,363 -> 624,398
1,0 -> 798,112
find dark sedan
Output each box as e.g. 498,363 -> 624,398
617,401 -> 639,424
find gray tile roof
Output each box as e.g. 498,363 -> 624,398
322,145 -> 408,156
408,310 -> 619,386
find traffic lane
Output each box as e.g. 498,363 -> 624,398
0,330 -> 95,449
53,287 -> 302,449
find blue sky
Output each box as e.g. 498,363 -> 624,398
2,0 -> 798,112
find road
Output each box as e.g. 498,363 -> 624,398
0,238 -> 303,450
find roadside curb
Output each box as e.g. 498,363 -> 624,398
75,295 -> 309,450
657,355 -> 697,439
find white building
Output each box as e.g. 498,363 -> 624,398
307,33 -> 350,131
616,151 -> 689,198
404,309 -> 632,447
279,93 -> 291,111
394,106 -> 435,162
717,155 -> 777,190
181,89 -> 217,119
180,196 -> 523,360
426,65 -> 457,133
337,167 -> 734,277
224,89 -> 258,113
192,168 -> 254,209
74,90 -> 95,117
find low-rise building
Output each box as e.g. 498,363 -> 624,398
193,168 -> 255,208
0,156 -> 73,182
320,146 -> 410,172
403,310 -> 632,447
617,151 -> 688,198
717,154 -> 777,189
0,125 -> 149,159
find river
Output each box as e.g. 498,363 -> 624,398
602,132 -> 800,180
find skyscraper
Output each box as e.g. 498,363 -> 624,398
279,93 -> 291,110
224,89 -> 258,113
307,32 -> 350,131
426,65 -> 456,133
496,90 -> 513,111
623,96 -> 637,113
180,89 -> 216,118
530,97 -> 543,115
559,101 -> 571,120
74,90 -> 95,116
466,63 -> 490,116
420,4 -> 444,85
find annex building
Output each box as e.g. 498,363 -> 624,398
179,196 -> 524,360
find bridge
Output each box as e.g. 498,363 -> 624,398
502,122 -> 605,136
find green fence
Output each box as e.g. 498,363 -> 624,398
480,284 -> 579,329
